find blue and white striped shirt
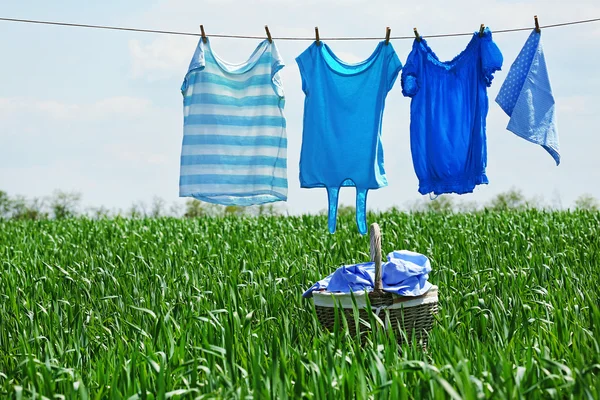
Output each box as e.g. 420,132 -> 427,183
180,39 -> 287,206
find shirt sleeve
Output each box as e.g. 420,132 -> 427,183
295,46 -> 313,95
401,42 -> 420,98
386,44 -> 403,92
270,41 -> 285,98
480,28 -> 503,87
181,38 -> 206,95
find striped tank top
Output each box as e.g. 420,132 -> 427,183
180,38 -> 287,206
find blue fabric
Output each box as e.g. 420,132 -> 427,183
496,30 -> 560,165
296,42 -> 402,235
303,250 -> 432,298
401,28 -> 503,196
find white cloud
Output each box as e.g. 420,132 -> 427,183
129,36 -> 196,80
558,95 -> 597,117
0,96 -> 154,121
107,146 -> 170,166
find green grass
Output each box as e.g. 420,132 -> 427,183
1,210 -> 599,399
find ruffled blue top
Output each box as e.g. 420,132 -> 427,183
402,28 -> 503,195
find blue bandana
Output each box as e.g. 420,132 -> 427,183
496,30 -> 560,165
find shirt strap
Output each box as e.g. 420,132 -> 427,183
356,188 -> 369,235
327,187 -> 340,234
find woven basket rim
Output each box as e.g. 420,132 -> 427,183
312,284 -> 438,298
312,285 -> 438,309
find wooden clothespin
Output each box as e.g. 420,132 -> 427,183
265,25 -> 272,43
534,15 -> 540,33
385,27 -> 391,45
479,24 -> 485,37
315,26 -> 320,46
200,24 -> 207,43
413,27 -> 421,42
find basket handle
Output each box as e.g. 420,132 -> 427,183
369,223 -> 383,292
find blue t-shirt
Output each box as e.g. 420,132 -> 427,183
296,41 -> 402,234
402,28 -> 503,196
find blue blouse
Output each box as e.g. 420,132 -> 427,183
402,28 -> 503,196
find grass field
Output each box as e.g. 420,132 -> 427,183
1,210 -> 599,399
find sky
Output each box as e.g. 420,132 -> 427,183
1,0 -> 599,215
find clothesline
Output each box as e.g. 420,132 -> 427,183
0,13 -> 568,232
1,16 -> 600,40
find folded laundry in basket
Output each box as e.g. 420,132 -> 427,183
303,250 -> 432,298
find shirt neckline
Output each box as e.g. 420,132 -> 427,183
317,41 -> 385,76
416,30 -> 485,70
207,39 -> 271,75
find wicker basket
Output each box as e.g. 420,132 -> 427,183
312,223 -> 439,347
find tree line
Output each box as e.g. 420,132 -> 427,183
0,188 -> 598,220
0,190 -> 284,220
